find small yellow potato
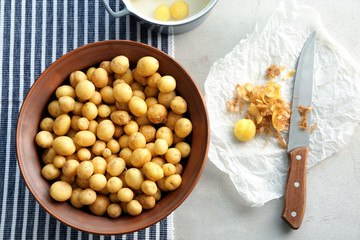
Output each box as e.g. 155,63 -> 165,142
174,118 -> 192,138
102,148 -> 112,158
136,194 -> 156,210
99,86 -> 116,104
76,148 -> 91,161
97,104 -> 111,118
70,188 -> 84,208
42,148 -> 57,164
92,156 -> 107,174
56,85 -> 76,99
158,91 -> 176,108
158,76 -> 176,93
156,127 -> 173,147
92,140 -> 106,155
89,194 -> 110,216
175,142 -> 191,158
99,60 -> 113,74
40,117 -> 54,132
53,155 -> 66,168
132,90 -> 146,100
165,111 -> 183,131
145,97 -> 158,108
124,120 -> 139,135
106,176 -> 123,193
89,173 -> 107,191
75,130 -> 96,147
139,125 -> 156,142
107,139 -> 120,153
147,72 -> 161,88
52,136 -> 76,156
115,101 -> 129,111
128,96 -> 147,117
120,148 -> 133,166
164,174 -> 182,191
117,187 -> 134,202
173,134 -> 184,145
132,68 -> 148,86
79,188 -> 97,205
155,4 -> 171,21
36,131 -> 53,148
130,148 -> 152,168
72,101 -> 84,115
75,80 -> 95,101
48,100 -> 64,118
58,96 -> 75,112
154,139 -> 168,155
151,157 -> 166,167
81,102 -> 98,120
70,115 -> 81,131
76,177 -> 90,188
113,82 -> 132,102
147,104 -> 168,124
89,91 -> 102,105
86,67 -> 96,80
128,132 -> 146,150
50,181 -> 72,202
41,164 -> 60,180
130,81 -> 144,91
62,159 -> 80,177
125,168 -> 144,190
110,110 -> 131,126
53,114 -> 71,136
126,199 -> 142,216
111,55 -> 129,75
170,96 -> 187,114
144,85 -> 159,98
91,68 -> 109,88
88,120 -> 98,134
107,203 -> 122,218
96,119 -> 115,141
77,117 -> 89,131
109,192 -> 120,203
135,113 -> 152,126
156,177 -> 167,192
162,163 -> 176,177
136,56 -> 159,77
153,188 -> 162,201
141,180 -> 158,195
165,148 -> 182,164
143,162 -> 164,181
170,1 -> 189,20
77,161 -> 94,179
114,125 -> 124,138
233,119 -> 256,142
70,70 -> 87,88
115,68 -> 134,85
119,135 -> 129,149
61,175 -> 75,184
107,157 -> 126,176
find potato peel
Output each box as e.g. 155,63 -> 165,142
227,81 -> 291,149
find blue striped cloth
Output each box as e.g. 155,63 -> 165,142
0,0 -> 174,239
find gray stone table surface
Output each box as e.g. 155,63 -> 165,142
173,0 -> 360,239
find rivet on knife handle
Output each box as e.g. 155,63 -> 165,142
281,147 -> 308,229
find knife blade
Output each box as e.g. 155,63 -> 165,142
281,32 -> 316,229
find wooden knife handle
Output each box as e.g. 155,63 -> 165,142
281,147 -> 308,229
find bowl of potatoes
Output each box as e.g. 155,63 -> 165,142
16,40 -> 209,235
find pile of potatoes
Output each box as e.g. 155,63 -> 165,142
35,55 -> 193,218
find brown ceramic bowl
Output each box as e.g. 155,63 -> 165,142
16,40 -> 209,235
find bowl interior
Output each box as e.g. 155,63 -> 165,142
16,40 -> 209,235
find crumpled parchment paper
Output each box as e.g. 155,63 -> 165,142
204,0 -> 360,206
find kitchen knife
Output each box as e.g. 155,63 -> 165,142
281,32 -> 316,229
